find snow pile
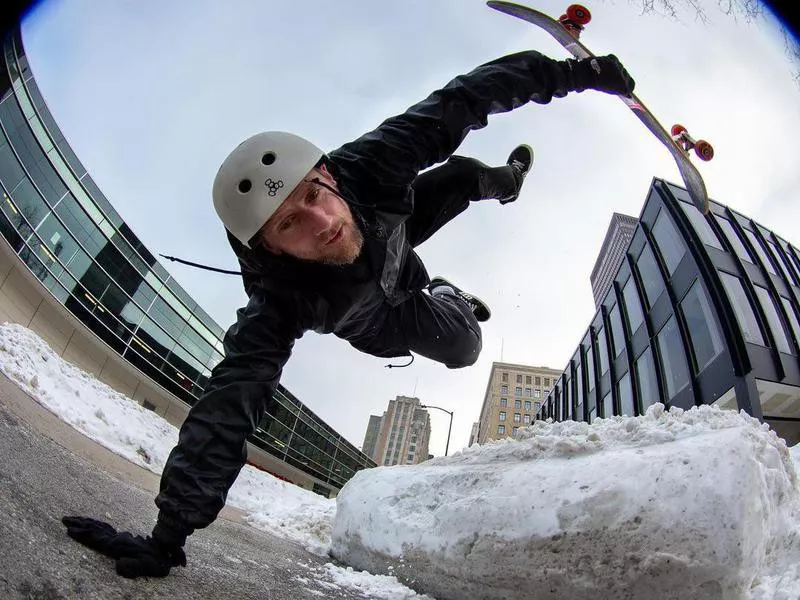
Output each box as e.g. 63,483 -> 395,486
0,322 -> 178,470
331,404 -> 800,600
4,322 -> 800,599
0,323 -> 334,554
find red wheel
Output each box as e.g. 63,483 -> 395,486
566,4 -> 592,25
671,124 -> 687,138
695,140 -> 714,161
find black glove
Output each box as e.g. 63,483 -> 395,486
61,516 -> 187,578
563,54 -> 635,96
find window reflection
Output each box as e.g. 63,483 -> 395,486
635,347 -> 660,409
622,277 -> 644,335
636,244 -> 665,308
715,216 -> 753,262
651,210 -> 686,275
609,304 -> 625,358
754,285 -> 792,354
719,272 -> 764,346
744,229 -> 777,275
618,372 -> 635,416
680,280 -> 724,372
656,316 -> 690,398
679,202 -> 723,250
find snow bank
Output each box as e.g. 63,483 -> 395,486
331,404 -> 800,600
0,323 -> 334,554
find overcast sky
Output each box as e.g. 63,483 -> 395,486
20,0 -> 800,457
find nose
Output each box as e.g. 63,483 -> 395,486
303,205 -> 334,237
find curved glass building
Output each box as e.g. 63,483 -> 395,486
540,179 -> 800,445
0,28 -> 374,496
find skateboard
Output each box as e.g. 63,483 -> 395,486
487,1 -> 713,214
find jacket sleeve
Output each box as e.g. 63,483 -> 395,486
330,50 -> 574,191
153,289 -> 305,538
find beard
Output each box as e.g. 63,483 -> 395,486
318,222 -> 364,266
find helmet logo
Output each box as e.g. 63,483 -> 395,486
265,178 -> 284,197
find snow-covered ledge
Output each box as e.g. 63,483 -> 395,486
331,405 -> 800,600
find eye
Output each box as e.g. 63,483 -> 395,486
278,217 -> 295,233
307,187 -> 320,203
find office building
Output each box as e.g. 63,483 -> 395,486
367,396 -> 431,466
540,179 -> 800,445
475,362 -> 561,444
590,213 -> 638,308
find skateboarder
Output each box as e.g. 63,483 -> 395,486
62,50 -> 633,577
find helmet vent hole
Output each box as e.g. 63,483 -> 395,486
237,179 -> 252,193
261,152 -> 276,166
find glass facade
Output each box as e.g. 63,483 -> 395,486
1,29 -> 373,491
540,179 -> 800,443
680,280 -> 724,372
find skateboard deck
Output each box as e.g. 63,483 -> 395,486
487,1 -> 711,214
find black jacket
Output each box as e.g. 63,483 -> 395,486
155,50 -> 576,538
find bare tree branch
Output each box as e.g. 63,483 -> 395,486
631,0 -> 799,83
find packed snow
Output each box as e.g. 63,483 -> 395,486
332,405 -> 800,599
1,322 -> 800,599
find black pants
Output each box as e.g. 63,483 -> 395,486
381,156 -> 518,369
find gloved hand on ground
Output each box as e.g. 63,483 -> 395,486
61,516 -> 186,578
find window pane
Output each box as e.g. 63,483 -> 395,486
656,316 -> 691,398
635,347 -> 659,409
715,217 -> 753,262
602,392 -> 613,418
766,239 -> 794,284
636,244 -> 665,308
651,210 -> 686,275
618,372 -> 635,416
679,202 -> 723,250
586,346 -> 595,392
719,272 -> 764,346
622,277 -> 644,335
680,280 -> 724,371
754,286 -> 792,354
744,229 -> 777,275
596,327 -> 609,375
780,298 -> 800,348
609,304 -> 625,358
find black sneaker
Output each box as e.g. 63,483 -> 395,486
500,144 -> 534,205
429,276 -> 491,322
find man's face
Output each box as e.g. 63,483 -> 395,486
259,164 -> 364,265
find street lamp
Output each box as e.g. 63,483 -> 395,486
420,404 -> 454,456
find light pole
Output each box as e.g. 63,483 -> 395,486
420,404 -> 454,456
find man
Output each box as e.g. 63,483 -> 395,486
62,50 -> 633,577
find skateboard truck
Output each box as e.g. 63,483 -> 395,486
670,124 -> 714,161
558,4 -> 591,38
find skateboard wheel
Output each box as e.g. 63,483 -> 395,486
566,4 -> 591,24
695,140 -> 714,161
671,124 -> 687,138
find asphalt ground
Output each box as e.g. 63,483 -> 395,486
0,373 -> 373,600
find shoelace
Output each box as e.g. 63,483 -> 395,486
510,158 -> 527,174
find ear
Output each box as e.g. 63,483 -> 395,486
318,162 -> 336,185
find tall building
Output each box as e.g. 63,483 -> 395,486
468,421 -> 480,447
590,213 -> 638,308
367,396 -> 431,466
361,414 -> 382,461
541,179 -> 800,446
475,362 -> 561,444
0,27 -> 375,497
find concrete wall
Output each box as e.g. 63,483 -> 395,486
0,237 -> 333,495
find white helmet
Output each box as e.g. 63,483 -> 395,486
212,131 -> 325,247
